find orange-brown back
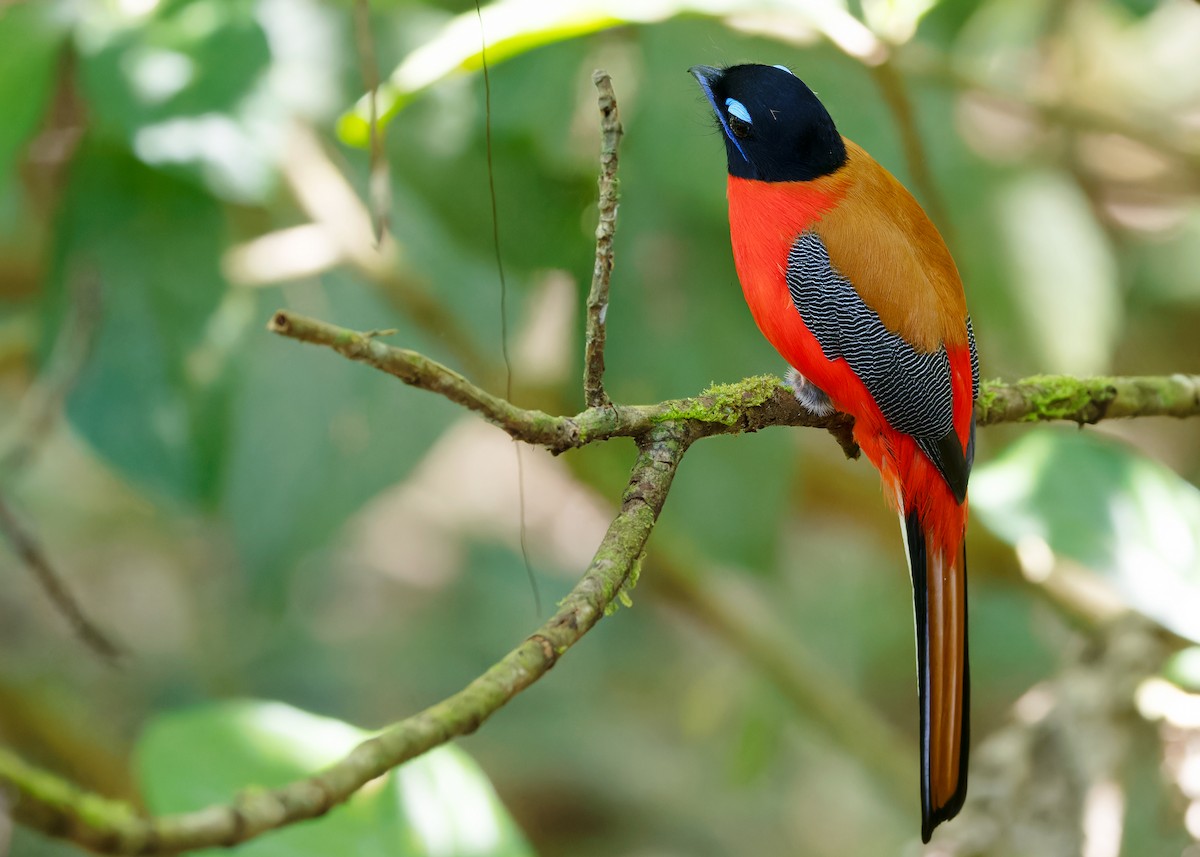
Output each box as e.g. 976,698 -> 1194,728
813,140 -> 968,354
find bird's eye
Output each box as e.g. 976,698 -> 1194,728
727,115 -> 751,139
724,98 -> 753,139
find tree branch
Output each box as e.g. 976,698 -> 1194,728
0,495 -> 122,665
10,211 -> 1198,857
975,373 -> 1200,425
0,426 -> 690,854
0,270 -> 122,663
269,310 -> 1200,452
583,70 -> 622,409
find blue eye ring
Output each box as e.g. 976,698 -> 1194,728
725,97 -> 752,125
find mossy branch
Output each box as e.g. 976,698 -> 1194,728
270,311 -> 1200,448
0,428 -> 689,854
974,373 -> 1200,425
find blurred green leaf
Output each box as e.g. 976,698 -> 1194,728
72,0 -> 346,202
7,827 -> 90,857
996,170 -> 1120,375
728,690 -> 786,785
1110,0 -> 1162,19
971,429 -> 1200,642
48,139 -> 230,504
75,0 -> 274,200
78,0 -> 269,129
0,3 -> 65,195
137,699 -> 535,857
339,0 -> 641,146
220,283 -> 458,593
386,99 -> 594,274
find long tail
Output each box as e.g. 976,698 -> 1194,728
903,509 -> 969,843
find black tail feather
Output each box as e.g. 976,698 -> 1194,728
905,510 -> 970,843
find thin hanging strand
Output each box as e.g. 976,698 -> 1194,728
476,0 -> 540,615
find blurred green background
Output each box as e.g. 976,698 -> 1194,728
2,0 -> 1200,854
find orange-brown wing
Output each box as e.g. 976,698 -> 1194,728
813,140 -> 968,355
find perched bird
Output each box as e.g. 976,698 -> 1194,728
690,63 -> 978,842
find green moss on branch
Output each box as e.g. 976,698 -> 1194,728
975,373 -> 1200,425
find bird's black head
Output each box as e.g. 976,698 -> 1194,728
690,64 -> 846,182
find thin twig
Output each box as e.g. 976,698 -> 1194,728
0,272 -> 101,476
0,271 -> 120,663
270,309 -> 860,453
584,70 -> 623,409
0,427 -> 690,855
0,493 -> 122,664
268,310 -> 577,447
869,60 -> 952,236
352,0 -> 389,245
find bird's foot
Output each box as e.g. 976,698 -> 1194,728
784,368 -> 834,416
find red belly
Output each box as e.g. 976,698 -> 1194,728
725,175 -> 971,548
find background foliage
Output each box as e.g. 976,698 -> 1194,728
1,0 -> 1200,854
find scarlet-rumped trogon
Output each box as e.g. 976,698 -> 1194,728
691,62 -> 978,842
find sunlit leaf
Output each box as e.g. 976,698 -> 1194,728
73,0 -> 342,202
860,0 -> 941,43
137,699 -> 535,857
971,429 -> 1200,642
337,0 -> 883,147
1164,646 -> 1200,691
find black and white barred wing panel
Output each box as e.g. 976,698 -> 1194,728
785,231 -> 969,503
